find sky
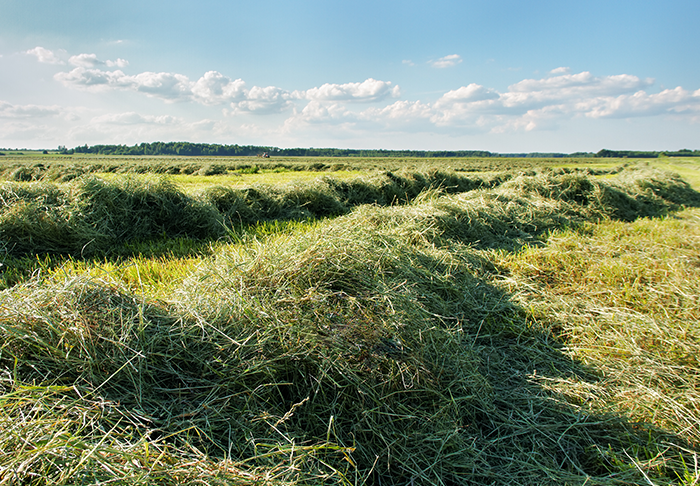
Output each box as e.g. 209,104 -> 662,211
1,0 -> 699,152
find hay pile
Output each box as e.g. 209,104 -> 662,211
0,169 -> 507,257
0,168 -> 698,484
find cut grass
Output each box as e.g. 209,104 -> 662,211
0,168 -> 510,259
494,208 -> 700,445
0,165 -> 698,484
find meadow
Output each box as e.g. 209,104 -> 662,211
0,153 -> 698,485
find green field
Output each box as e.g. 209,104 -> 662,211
0,155 -> 698,484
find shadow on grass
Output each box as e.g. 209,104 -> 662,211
2,227 -> 696,485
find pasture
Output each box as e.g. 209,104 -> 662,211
0,153 -> 698,485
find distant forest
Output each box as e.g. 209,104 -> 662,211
55,142 -> 700,158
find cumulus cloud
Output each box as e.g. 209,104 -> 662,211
413,70 -> 664,132
192,71 -> 247,105
550,67 -> 571,75
293,101 -> 357,124
55,67 -> 131,89
0,100 -> 62,118
508,71 -> 652,97
54,54 -> 398,115
107,59 -> 129,68
128,72 -> 194,101
68,53 -> 101,68
91,112 -> 181,125
56,67 -> 194,101
68,53 -> 129,68
25,46 -> 64,64
437,84 -> 500,105
45,51 -> 700,140
231,86 -> 295,114
327,70 -> 700,136
430,54 -> 462,68
584,87 -> 700,119
56,64 -> 294,109
300,78 -> 400,103
359,100 -> 435,132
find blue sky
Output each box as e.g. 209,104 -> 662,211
1,0 -> 699,152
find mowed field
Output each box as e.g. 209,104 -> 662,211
0,153 -> 698,485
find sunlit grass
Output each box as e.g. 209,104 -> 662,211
493,207 -> 700,444
650,158 -> 700,189
46,255 -> 202,300
1,163 -> 699,484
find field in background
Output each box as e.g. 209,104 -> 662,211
0,154 -> 698,484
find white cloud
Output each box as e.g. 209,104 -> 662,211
359,100 -> 434,132
0,100 -> 62,118
56,65 -> 293,109
192,71 -> 247,105
232,85 -> 294,114
91,112 -> 181,125
338,71 -> 698,135
430,54 -> 462,68
363,100 -> 433,121
584,87 -> 700,119
128,71 -> 194,101
55,67 -> 193,101
25,46 -> 64,64
55,67 -> 130,89
300,78 -> 400,103
402,60 -> 415,66
0,121 -> 60,142
437,84 -> 500,105
293,101 -> 357,124
69,53 -> 129,68
69,53 -> 101,68
550,67 -> 571,75
508,71 -> 652,97
106,59 -> 129,68
42,52 -> 700,142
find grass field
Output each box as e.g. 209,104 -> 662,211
0,155 -> 698,484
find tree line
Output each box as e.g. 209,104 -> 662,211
55,142 -> 699,158
595,149 -> 700,158
58,143 -> 499,158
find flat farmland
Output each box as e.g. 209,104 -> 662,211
0,154 -> 698,485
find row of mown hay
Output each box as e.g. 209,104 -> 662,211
2,167 -> 696,257
0,168 -> 698,484
0,169 -> 509,256
0,156 -> 587,183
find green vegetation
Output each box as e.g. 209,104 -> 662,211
0,156 -> 698,484
596,149 -> 700,159
50,142 -> 699,159
0,169 -> 511,260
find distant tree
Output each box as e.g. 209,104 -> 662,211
596,149 -> 616,158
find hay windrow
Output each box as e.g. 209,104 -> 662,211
0,167 -> 692,258
0,167 -> 698,484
